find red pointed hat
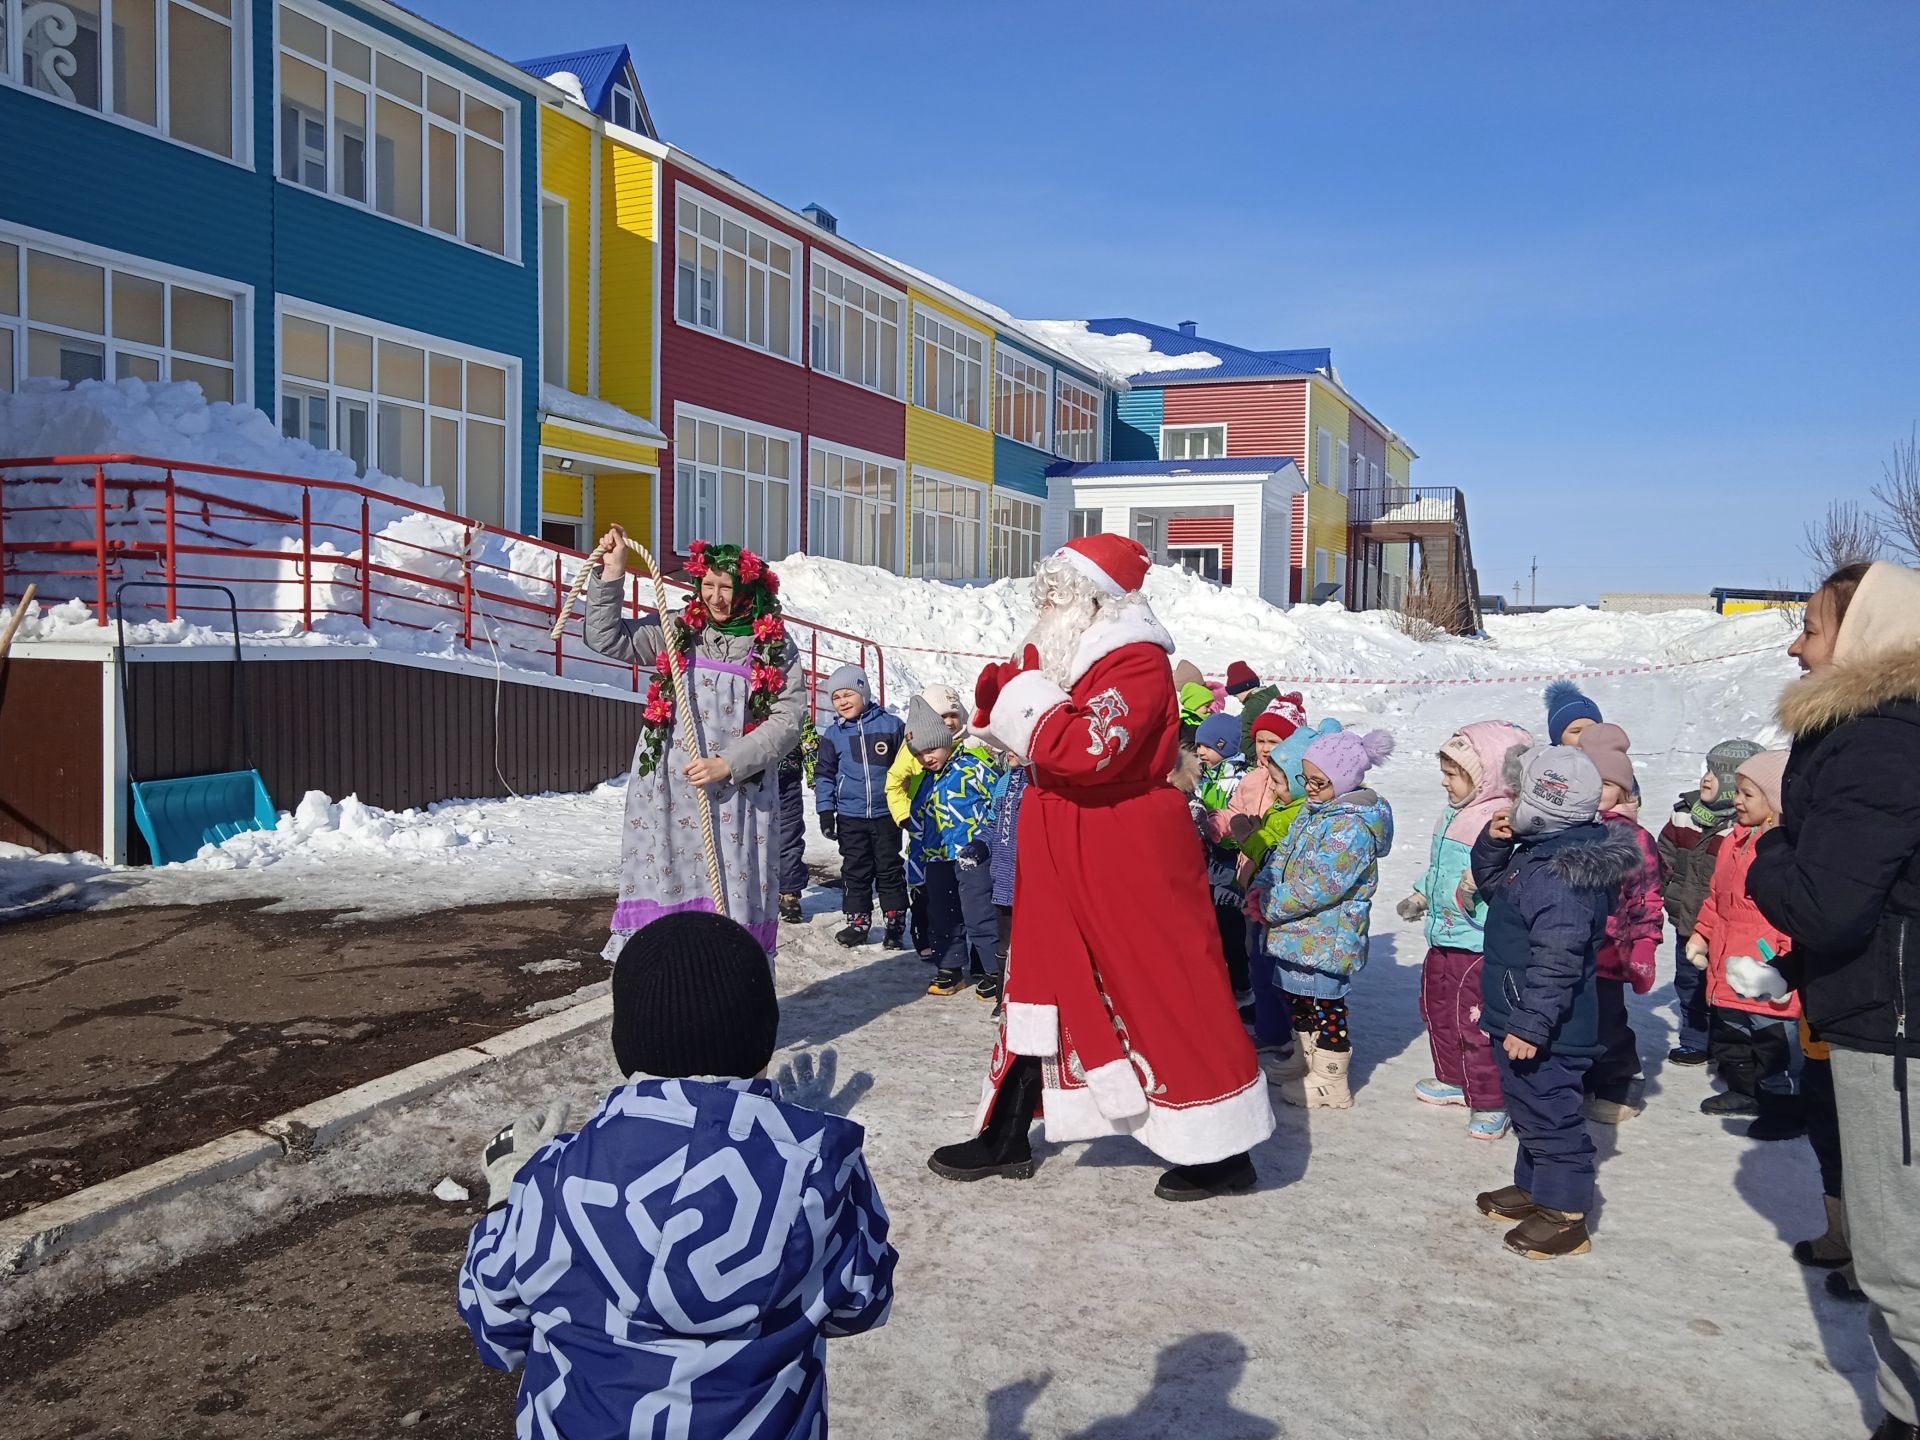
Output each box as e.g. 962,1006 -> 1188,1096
1054,533 -> 1152,597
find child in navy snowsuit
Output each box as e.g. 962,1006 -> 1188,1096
1471,744 -> 1640,1260
815,664 -> 908,949
905,696 -> 999,1000
459,911 -> 896,1437
985,758 -> 1030,994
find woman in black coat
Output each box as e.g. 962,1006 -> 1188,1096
1749,560 -> 1920,1440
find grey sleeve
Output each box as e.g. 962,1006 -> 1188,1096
719,654 -> 808,784
582,575 -> 665,668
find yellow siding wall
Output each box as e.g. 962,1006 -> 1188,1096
538,108 -> 593,392
905,288 -> 994,484
1386,444 -> 1412,488
601,139 -> 657,419
542,471 -> 584,517
1306,383 -> 1351,562
543,422 -> 658,469
596,473 -> 655,547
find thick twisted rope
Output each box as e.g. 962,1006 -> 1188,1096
552,539 -> 726,915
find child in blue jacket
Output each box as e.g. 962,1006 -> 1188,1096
905,696 -> 999,999
985,756 -> 1030,998
459,911 -> 896,1437
1470,744 -> 1640,1261
814,664 -> 908,950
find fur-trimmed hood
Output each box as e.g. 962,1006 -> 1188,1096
1778,645 -> 1920,737
1532,823 -> 1645,893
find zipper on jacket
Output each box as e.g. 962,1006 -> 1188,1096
1895,916 -> 1911,1166
857,711 -> 872,818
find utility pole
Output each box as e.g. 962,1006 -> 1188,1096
1512,580 -> 1522,605
1529,556 -> 1539,608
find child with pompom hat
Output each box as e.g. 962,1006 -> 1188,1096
1245,728 -> 1395,1109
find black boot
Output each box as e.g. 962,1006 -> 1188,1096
779,892 -> 803,924
928,1057 -> 1041,1181
1746,1092 -> 1808,1142
881,910 -> 907,950
1871,1414 -> 1920,1440
1155,1151 -> 1257,1202
835,914 -> 871,947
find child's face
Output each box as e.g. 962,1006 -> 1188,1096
1196,743 -> 1225,768
1439,753 -> 1475,805
1599,780 -> 1631,812
1253,733 -> 1279,766
1698,770 -> 1721,804
1301,761 -> 1335,804
1560,717 -> 1597,746
943,712 -> 965,737
830,688 -> 865,720
1733,774 -> 1772,829
918,744 -> 953,772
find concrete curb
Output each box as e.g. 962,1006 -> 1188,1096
0,994 -> 613,1277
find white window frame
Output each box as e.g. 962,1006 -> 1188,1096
807,439 -> 904,572
1054,374 -> 1103,462
908,466 -> 986,582
608,79 -> 640,132
540,512 -> 587,550
1159,423 -> 1226,461
1334,438 -> 1351,497
990,488 -> 1043,581
992,346 -> 1051,450
911,304 -> 986,429
672,402 -> 801,556
1166,543 -> 1223,583
539,192 -> 567,388
275,297 -> 520,521
1313,547 -> 1329,593
273,1 -> 522,262
1,221 -> 250,401
1067,507 -> 1101,540
672,183 -> 802,365
1316,426 -> 1333,491
0,0 -> 250,165
808,253 -> 903,400
1332,550 -> 1349,604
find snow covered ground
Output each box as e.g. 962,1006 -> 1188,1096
4,561 -> 1867,1435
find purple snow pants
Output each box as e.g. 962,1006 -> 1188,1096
1420,945 -> 1505,1110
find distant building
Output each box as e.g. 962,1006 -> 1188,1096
1710,587 -> 1809,615
1599,593 -> 1715,615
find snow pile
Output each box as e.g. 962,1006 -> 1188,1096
539,383 -> 666,441
1018,319 -> 1224,379
187,790 -> 472,871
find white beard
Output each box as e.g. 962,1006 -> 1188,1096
1023,593 -> 1099,688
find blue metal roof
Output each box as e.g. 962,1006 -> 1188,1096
516,43 -> 631,115
1083,318 -> 1331,387
1046,456 -> 1299,480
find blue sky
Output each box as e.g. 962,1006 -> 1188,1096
420,0 -> 1918,605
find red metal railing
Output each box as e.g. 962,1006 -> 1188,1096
0,454 -> 885,712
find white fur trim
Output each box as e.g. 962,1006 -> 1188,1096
1067,601 -> 1177,686
1037,1074 -> 1277,1167
1056,544 -> 1125,597
1004,1001 -> 1060,1057
1083,1057 -> 1149,1120
988,671 -> 1070,758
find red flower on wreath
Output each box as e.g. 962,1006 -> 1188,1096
737,550 -> 764,584
684,555 -> 708,580
643,698 -> 672,724
752,613 -> 786,643
682,599 -> 710,631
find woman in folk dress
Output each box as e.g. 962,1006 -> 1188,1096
584,524 -> 806,957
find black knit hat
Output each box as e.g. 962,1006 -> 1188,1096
611,912 -> 779,1079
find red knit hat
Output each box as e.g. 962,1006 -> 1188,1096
1251,709 -> 1300,744
1225,660 -> 1259,694
1055,534 -> 1151,597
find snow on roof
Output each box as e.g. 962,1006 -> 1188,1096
1018,321 -> 1223,380
538,385 -> 666,443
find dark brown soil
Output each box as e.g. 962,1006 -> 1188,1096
0,1194 -> 518,1437
0,896 -> 614,1219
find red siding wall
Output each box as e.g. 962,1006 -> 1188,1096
1291,493 -> 1308,603
1163,380 -> 1310,462
658,163 -> 909,560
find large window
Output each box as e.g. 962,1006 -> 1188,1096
0,234 -> 239,399
673,409 -> 794,556
809,258 -> 901,398
673,189 -> 798,361
608,79 -> 641,133
993,349 -> 1050,450
278,309 -> 513,522
911,308 -> 984,427
1067,508 -> 1101,540
910,471 -> 984,581
991,490 -> 1042,581
1335,438 -> 1352,496
1054,375 -> 1102,461
3,0 -> 241,157
808,443 -> 900,572
1161,424 -> 1225,460
1316,427 -> 1333,490
539,197 -> 566,387
277,5 -> 513,257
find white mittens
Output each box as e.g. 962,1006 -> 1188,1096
482,1099 -> 571,1210
1725,955 -> 1790,1003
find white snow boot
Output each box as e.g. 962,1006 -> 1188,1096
1263,1029 -> 1315,1085
1279,1045 -> 1353,1109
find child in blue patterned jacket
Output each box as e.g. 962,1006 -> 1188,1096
906,697 -> 1000,999
459,911 -> 896,1438
985,755 -> 1030,999
1247,728 -> 1395,1111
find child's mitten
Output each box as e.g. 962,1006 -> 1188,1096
1725,954 -> 1790,1002
958,839 -> 990,869
481,1099 -> 571,1210
1685,936 -> 1710,971
1395,892 -> 1428,922
818,811 -> 838,841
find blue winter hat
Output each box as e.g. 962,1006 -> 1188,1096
825,663 -> 871,705
1194,713 -> 1242,758
1272,718 -> 1343,798
1544,680 -> 1602,743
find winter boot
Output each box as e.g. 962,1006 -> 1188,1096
1701,1090 -> 1760,1117
1667,1046 -> 1709,1067
1279,1045 -> 1352,1109
1263,1029 -> 1315,1085
779,892 -> 803,924
1584,1094 -> 1645,1125
974,972 -> 1003,1002
1413,1077 -> 1467,1107
834,914 -> 872,948
1476,1185 -> 1538,1222
1466,1109 -> 1511,1141
1155,1151 -> 1257,1202
1791,1193 -> 1851,1269
1827,1265 -> 1866,1302
928,967 -> 967,996
928,1057 -> 1041,1181
1747,1092 -> 1808,1141
881,910 -> 907,950
1504,1207 -> 1591,1259
1871,1414 -> 1920,1440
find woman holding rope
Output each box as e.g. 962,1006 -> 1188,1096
583,524 -> 806,958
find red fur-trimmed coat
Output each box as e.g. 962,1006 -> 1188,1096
975,601 -> 1275,1166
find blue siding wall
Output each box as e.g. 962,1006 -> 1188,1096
992,435 -> 1049,499
0,0 -> 542,529
1112,386 -> 1163,461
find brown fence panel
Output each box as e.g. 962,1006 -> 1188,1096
0,658 -> 105,854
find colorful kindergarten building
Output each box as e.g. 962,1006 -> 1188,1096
0,2 -> 1462,612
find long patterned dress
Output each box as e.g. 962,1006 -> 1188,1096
585,576 -> 806,955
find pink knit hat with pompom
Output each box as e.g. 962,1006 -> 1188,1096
1303,728 -> 1395,797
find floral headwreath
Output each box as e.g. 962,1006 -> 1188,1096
632,540 -> 788,779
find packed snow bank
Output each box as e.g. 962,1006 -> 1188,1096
1020,319 -> 1224,378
